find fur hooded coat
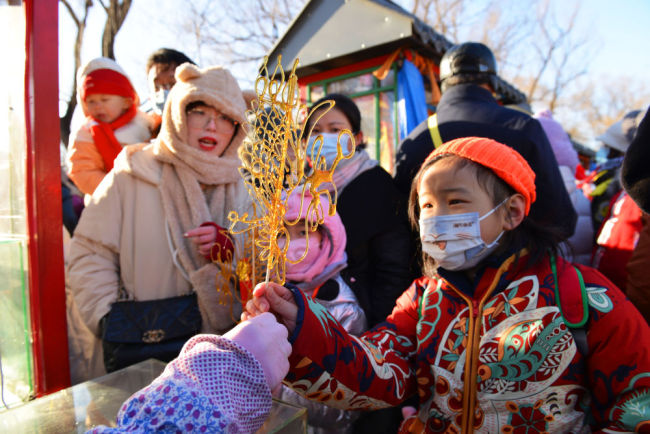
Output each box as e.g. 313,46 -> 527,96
68,64 -> 250,347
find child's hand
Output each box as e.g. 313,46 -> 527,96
242,282 -> 298,334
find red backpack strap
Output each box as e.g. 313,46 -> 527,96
551,253 -> 588,328
551,254 -> 589,356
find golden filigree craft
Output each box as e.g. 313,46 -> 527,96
227,55 -> 355,287
212,216 -> 264,317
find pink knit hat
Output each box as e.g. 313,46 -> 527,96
283,190 -> 346,282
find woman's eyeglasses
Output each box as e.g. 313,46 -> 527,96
187,107 -> 238,132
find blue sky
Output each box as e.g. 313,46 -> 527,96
583,0 -> 649,78
58,0 -> 650,138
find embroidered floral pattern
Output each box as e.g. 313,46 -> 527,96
284,254 -> 650,433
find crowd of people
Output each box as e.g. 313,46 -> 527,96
59,44 -> 650,433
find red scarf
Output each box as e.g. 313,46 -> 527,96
89,104 -> 137,171
82,68 -> 138,172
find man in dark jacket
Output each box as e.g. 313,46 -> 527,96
394,42 -> 577,241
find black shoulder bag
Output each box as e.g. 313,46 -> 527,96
100,292 -> 202,373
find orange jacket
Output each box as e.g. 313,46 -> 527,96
67,111 -> 152,195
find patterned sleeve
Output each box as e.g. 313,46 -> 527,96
285,282 -> 421,411
578,266 -> 650,432
87,335 -> 272,433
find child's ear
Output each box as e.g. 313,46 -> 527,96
502,193 -> 526,230
122,97 -> 133,110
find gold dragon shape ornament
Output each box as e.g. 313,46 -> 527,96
225,55 -> 355,290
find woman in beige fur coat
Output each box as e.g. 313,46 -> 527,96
67,63 -> 250,376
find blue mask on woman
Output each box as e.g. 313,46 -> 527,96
307,133 -> 350,167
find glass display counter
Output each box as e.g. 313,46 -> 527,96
0,359 -> 306,433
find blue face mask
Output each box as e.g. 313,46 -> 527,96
419,198 -> 508,270
153,89 -> 170,115
307,133 -> 350,167
595,146 -> 609,164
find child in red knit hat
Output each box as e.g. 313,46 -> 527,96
244,136 -> 650,433
67,57 -> 153,196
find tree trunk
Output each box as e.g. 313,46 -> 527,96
101,0 -> 132,59
59,0 -> 92,147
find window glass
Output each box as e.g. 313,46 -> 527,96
328,73 -> 373,95
352,94 -> 376,160
0,3 -> 32,406
380,69 -> 395,88
379,91 -> 396,174
309,85 -> 324,103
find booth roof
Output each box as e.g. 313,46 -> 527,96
265,0 -> 527,105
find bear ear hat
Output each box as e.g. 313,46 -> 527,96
175,62 -> 202,83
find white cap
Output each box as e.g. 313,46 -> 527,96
597,110 -> 643,153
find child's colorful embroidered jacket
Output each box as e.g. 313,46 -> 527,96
284,250 -> 650,433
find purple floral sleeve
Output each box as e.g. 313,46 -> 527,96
88,335 -> 272,433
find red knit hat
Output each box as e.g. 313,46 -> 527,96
425,137 -> 537,215
80,68 -> 136,102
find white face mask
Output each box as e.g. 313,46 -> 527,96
419,198 -> 508,271
308,133 -> 350,166
153,89 -> 170,115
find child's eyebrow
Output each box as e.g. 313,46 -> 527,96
440,187 -> 470,194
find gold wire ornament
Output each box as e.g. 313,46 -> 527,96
228,55 -> 355,286
211,208 -> 265,319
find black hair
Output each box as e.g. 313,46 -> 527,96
408,155 -> 560,278
146,48 -> 195,72
606,147 -> 624,159
440,72 -> 496,93
306,93 -> 362,135
184,100 -> 207,113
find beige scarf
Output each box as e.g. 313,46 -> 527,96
153,129 -> 244,332
148,63 -> 251,332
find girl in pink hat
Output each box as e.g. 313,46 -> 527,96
278,189 -> 366,433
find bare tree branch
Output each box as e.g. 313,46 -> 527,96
101,0 -> 133,59
524,0 -> 589,108
175,0 -> 601,138
179,0 -> 305,85
59,0 -> 93,146
60,0 -> 80,28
